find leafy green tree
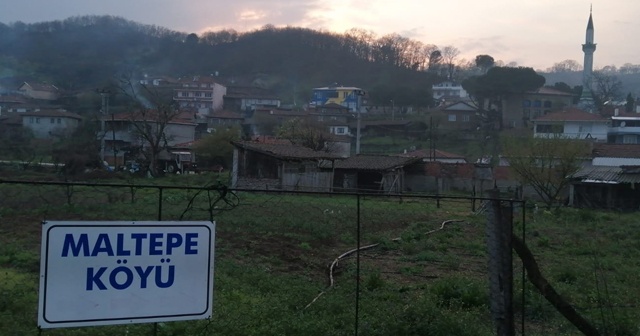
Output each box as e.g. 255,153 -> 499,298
193,126 -> 241,169
0,124 -> 35,162
474,54 -> 495,73
52,119 -> 102,175
502,135 -> 589,208
552,82 -> 573,94
462,66 -> 546,129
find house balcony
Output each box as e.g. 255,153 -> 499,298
608,126 -> 640,135
534,132 -> 606,141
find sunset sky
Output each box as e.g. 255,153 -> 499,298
1,0 -> 638,70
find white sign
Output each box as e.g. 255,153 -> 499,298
38,221 -> 215,329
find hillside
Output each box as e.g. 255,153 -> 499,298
0,16 -> 441,106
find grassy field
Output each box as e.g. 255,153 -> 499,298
1,173 -> 639,335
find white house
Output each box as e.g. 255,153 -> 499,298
431,81 -> 468,102
21,109 -> 82,138
532,107 -> 608,141
608,107 -> 640,144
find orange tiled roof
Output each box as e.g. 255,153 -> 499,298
592,143 -> 640,159
534,107 -> 606,122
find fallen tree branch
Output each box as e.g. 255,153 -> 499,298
512,234 -> 601,336
304,219 -> 465,309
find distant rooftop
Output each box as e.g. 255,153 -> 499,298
534,107 -> 606,122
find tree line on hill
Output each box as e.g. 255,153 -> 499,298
2,15 -> 640,110
0,15 -> 537,111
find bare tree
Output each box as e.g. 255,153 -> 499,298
547,59 -> 582,73
502,135 -> 589,207
119,78 -> 185,176
441,45 -> 460,79
276,117 -> 335,152
592,70 -> 623,103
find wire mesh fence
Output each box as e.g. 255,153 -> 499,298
1,178 -> 639,335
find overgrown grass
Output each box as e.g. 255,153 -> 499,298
1,179 -> 639,335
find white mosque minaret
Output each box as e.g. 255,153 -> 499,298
578,6 -> 597,112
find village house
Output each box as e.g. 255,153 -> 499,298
310,103 -> 353,136
431,81 -> 469,103
245,107 -> 308,136
427,101 -> 481,133
223,86 -> 281,113
206,110 -> 244,131
349,120 -> 427,139
231,140 -> 343,191
102,110 -> 197,168
330,155 -> 421,193
503,87 -> 574,129
310,85 -> 366,112
569,143 -> 640,210
21,109 -> 82,139
608,108 -> 640,144
532,107 -> 608,141
173,75 -> 226,115
17,82 -> 61,101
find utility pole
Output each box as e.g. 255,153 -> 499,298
97,89 -> 111,167
390,99 -> 395,121
355,89 -> 366,155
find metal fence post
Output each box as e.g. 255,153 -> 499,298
486,190 -> 515,336
521,200 -> 526,336
157,187 -> 163,221
355,193 -> 361,336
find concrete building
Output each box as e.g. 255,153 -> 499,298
173,76 -> 226,115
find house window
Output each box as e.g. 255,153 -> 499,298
579,124 -> 592,133
36,118 -> 40,124
462,115 -> 470,122
522,100 -> 531,107
57,118 -> 61,124
623,135 -> 637,144
205,93 -> 212,98
29,117 -> 34,124
336,127 -> 346,134
50,118 -> 55,124
533,100 -> 542,108
448,114 -> 457,122
536,124 -> 564,134
195,92 -> 202,97
181,92 -> 188,97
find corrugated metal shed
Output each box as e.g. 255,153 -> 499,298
592,157 -> 640,166
232,141 -> 343,160
572,165 -> 640,184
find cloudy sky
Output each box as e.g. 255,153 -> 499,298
1,0 -> 638,70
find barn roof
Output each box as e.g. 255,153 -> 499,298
232,141 -> 343,160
